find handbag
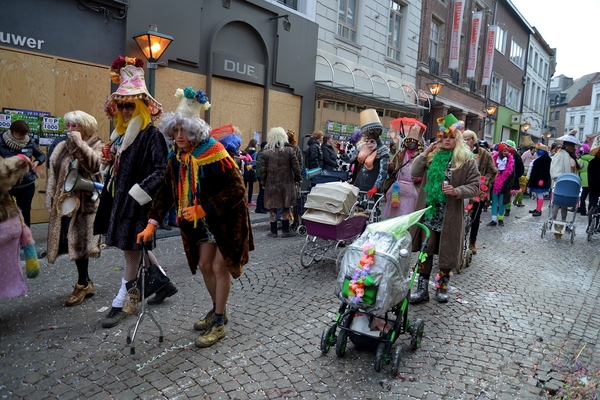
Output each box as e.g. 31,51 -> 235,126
125,247 -> 170,298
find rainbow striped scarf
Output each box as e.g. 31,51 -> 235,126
173,137 -> 236,226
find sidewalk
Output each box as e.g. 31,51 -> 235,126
29,207 -> 271,253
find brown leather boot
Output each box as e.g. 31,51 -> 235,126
469,237 -> 477,254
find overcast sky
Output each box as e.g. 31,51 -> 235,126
508,0 -> 600,79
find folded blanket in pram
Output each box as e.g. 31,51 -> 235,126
335,230 -> 412,317
303,181 -> 360,225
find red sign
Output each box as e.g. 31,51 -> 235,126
448,1 -> 465,70
482,26 -> 496,86
467,11 -> 482,78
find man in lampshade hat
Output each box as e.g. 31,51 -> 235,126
351,109 -> 390,196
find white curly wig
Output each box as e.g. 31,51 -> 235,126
264,127 -> 288,151
159,112 -> 211,143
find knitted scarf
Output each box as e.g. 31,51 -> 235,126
492,152 -> 514,194
424,149 -> 453,219
174,137 -> 236,227
3,131 -> 29,151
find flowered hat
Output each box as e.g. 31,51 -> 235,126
437,114 -> 464,137
359,109 -> 383,138
104,55 -> 162,120
174,86 -> 211,118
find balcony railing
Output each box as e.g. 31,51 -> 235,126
450,69 -> 459,85
428,57 -> 439,77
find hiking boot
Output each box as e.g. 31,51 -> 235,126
435,274 -> 451,303
409,275 -> 429,304
147,282 -> 178,305
194,309 -> 228,331
195,323 -> 226,348
487,220 -> 497,226
101,307 -> 127,328
65,280 -> 95,307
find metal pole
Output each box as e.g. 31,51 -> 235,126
147,61 -> 157,97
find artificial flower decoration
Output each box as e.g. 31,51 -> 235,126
466,176 -> 488,212
347,241 -> 376,304
109,55 -> 144,84
436,117 -> 464,138
175,86 -> 212,111
434,271 -> 453,290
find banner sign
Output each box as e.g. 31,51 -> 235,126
1,108 -> 65,146
482,25 -> 497,86
467,11 -> 483,78
448,0 -> 465,70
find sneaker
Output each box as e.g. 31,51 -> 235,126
195,323 -> 226,348
101,307 -> 127,328
147,282 -> 179,305
487,221 -> 497,226
194,309 -> 228,331
65,281 -> 95,307
531,210 -> 542,217
248,202 -> 257,206
498,220 -> 504,226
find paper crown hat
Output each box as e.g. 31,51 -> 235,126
390,117 -> 426,142
173,86 -> 211,118
536,143 -> 549,152
590,135 -> 600,156
520,135 -> 535,148
104,57 -> 163,120
437,114 -> 464,136
359,109 -> 383,137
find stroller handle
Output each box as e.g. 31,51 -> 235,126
414,222 -> 430,254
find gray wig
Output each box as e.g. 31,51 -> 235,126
264,127 -> 288,151
160,112 -> 211,143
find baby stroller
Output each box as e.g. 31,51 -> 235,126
457,201 -> 481,274
586,198 -> 600,242
320,209 -> 430,376
541,173 -> 582,244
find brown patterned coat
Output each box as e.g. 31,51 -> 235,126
148,153 -> 254,279
260,145 -> 301,209
45,135 -> 103,263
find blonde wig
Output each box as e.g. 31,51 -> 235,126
264,127 -> 288,151
63,110 -> 98,138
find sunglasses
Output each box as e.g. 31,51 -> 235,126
116,102 -> 136,111
65,123 -> 80,129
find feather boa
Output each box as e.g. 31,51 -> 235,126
424,149 -> 453,219
492,152 -> 514,194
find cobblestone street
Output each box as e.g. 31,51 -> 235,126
1,197 -> 599,399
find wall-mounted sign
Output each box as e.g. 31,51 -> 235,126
1,108 -> 65,146
213,52 -> 265,85
0,32 -> 45,50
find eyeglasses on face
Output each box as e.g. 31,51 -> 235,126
116,102 -> 136,111
65,123 -> 80,129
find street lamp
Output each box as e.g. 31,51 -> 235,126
479,103 -> 497,130
132,25 -> 174,97
522,122 -> 531,132
426,81 -> 444,106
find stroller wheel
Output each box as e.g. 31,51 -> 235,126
297,225 -> 307,235
320,325 -> 336,355
335,329 -> 348,358
374,342 -> 386,372
456,260 -> 463,274
391,346 -> 402,376
465,250 -> 473,267
300,240 -> 316,268
410,318 -> 424,350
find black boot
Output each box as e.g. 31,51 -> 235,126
281,220 -> 296,237
409,275 -> 429,304
267,222 -> 278,237
435,273 -> 451,303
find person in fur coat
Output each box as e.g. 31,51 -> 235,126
260,127 -> 302,238
462,130 -> 497,254
95,56 -> 177,328
0,155 -> 36,299
138,86 -> 254,348
409,115 -> 480,304
45,111 -> 103,306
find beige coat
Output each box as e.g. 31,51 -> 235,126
45,136 -> 103,263
410,154 -> 480,270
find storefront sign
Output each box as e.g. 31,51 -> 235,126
213,52 -> 265,85
0,32 -> 45,50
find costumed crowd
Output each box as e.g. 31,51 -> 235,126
2,54 -> 599,351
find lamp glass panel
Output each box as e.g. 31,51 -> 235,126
427,82 -> 443,96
